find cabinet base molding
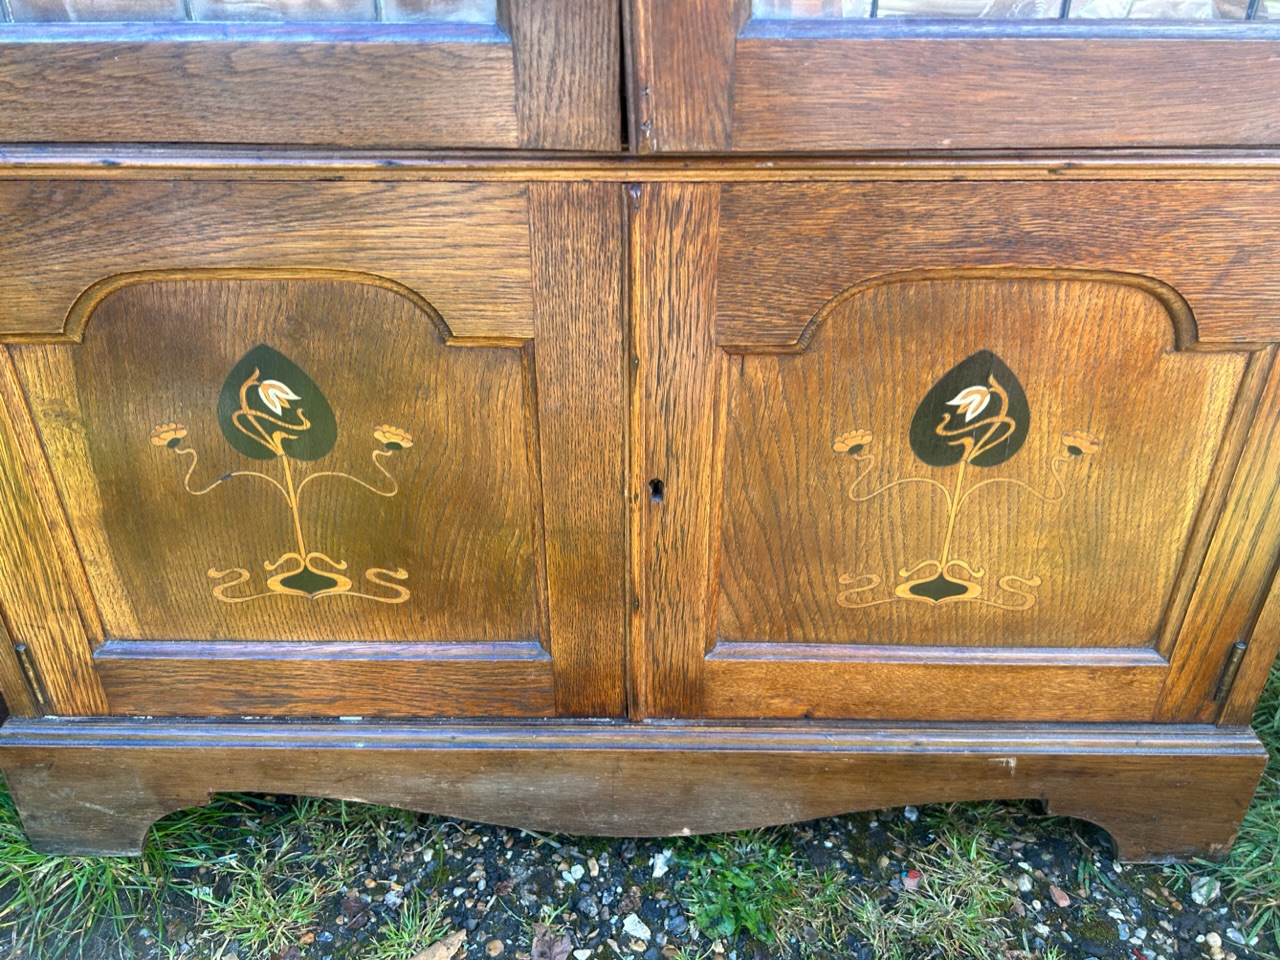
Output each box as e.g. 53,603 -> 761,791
0,718 -> 1265,861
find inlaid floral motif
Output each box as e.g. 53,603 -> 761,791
836,349 -> 1100,611
151,343 -> 412,605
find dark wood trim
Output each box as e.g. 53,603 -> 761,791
9,149 -> 1280,181
93,640 -> 557,718
0,717 -> 1265,860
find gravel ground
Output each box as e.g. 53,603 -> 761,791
111,797 -> 1276,960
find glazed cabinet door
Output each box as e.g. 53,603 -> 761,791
629,179 -> 1280,724
0,178 -> 627,719
0,0 -> 619,150
627,0 -> 1280,152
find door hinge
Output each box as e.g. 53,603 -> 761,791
1213,640 -> 1249,702
13,643 -> 48,709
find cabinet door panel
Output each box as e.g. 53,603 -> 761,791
719,276 -> 1243,647
631,181 -> 1280,723
0,180 -> 627,719
12,278 -> 539,644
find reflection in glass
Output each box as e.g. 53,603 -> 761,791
755,0 -> 1261,16
2,0 -> 498,21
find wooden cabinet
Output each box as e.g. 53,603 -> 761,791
2,1 -> 1280,861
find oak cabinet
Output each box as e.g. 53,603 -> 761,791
2,1 -> 1280,861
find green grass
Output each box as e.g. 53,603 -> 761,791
677,829 -> 839,944
674,808 -> 1020,958
1167,658 -> 1280,956
0,784 -> 164,958
846,821 -> 1016,960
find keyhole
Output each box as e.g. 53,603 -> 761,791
649,478 -> 665,503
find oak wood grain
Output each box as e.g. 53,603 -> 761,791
1158,352 -> 1280,722
627,0 -> 744,152
0,24 -> 522,148
0,180 -> 533,342
507,0 -> 620,151
629,183 -> 722,718
704,645 -> 1166,721
0,351 -> 107,715
730,36 -> 1280,152
12,277 -> 541,646
0,346 -> 111,644
1220,551 -> 1280,726
0,605 -> 39,717
0,716 -> 1264,861
529,183 -> 628,717
94,640 -> 556,717
717,275 -> 1247,654
715,180 -> 1280,346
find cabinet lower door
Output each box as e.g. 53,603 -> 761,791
630,180 -> 1280,724
0,179 -> 627,719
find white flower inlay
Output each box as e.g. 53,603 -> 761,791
947,385 -> 991,422
258,379 -> 301,415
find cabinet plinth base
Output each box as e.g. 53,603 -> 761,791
0,718 -> 1265,861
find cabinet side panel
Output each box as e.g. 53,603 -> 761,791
1160,350 -> 1280,722
0,350 -> 108,715
529,182 -> 628,716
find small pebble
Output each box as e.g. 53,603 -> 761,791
1016,873 -> 1034,893
623,914 -> 652,941
486,940 -> 505,957
652,850 -> 674,879
903,806 -> 919,822
1191,877 -> 1221,905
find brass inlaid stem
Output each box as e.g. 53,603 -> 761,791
280,456 -> 309,560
